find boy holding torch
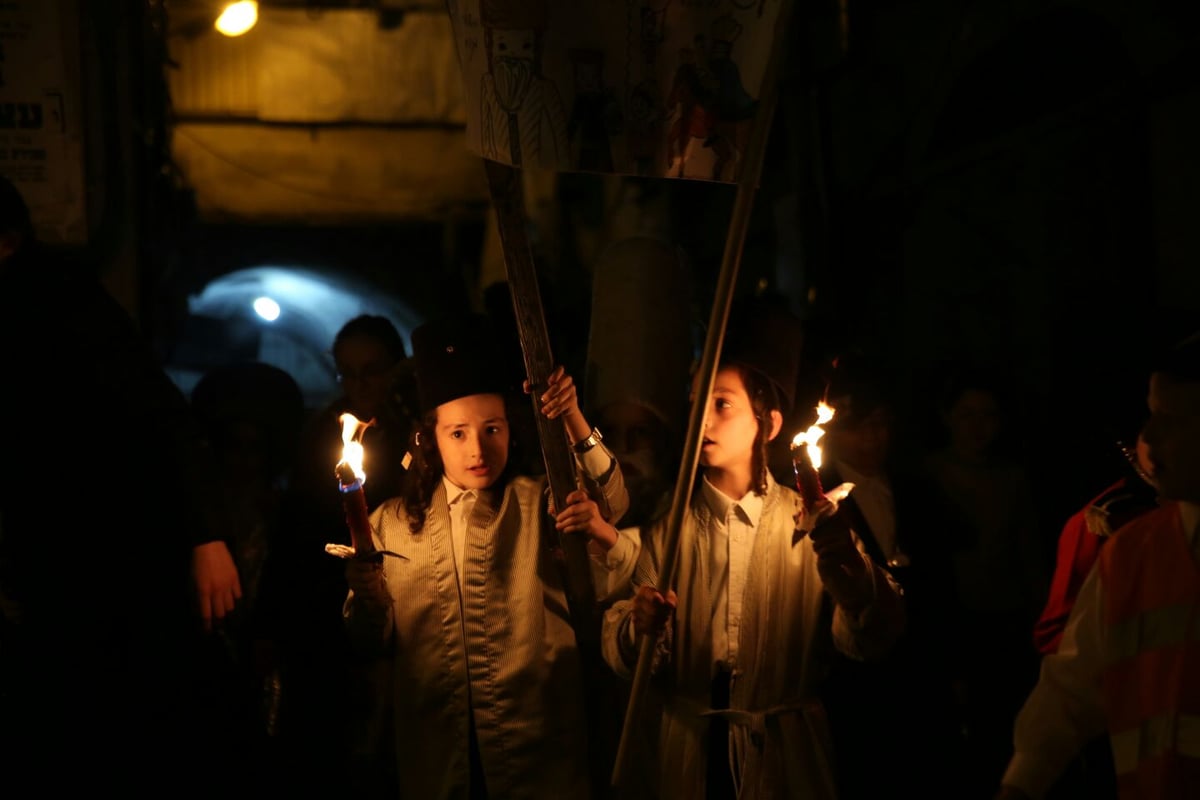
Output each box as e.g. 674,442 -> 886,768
601,301 -> 906,800
341,312 -> 628,799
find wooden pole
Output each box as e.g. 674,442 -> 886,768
482,158 -> 601,650
610,0 -> 797,788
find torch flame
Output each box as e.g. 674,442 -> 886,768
337,413 -> 374,485
791,401 -> 835,470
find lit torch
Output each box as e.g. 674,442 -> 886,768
790,401 -> 835,510
336,412 -> 376,558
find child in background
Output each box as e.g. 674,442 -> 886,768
342,311 -> 627,800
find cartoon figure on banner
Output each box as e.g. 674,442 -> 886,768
632,0 -> 670,81
479,0 -> 569,170
625,2 -> 668,176
664,45 -> 729,181
567,48 -> 622,173
665,13 -> 760,181
708,14 -> 759,123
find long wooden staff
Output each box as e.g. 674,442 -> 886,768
610,0 -> 797,787
482,158 -> 601,651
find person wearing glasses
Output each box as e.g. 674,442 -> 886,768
255,313 -> 419,796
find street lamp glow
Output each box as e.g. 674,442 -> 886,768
215,1 -> 258,37
253,296 -> 280,321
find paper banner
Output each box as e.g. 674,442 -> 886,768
447,0 -> 783,182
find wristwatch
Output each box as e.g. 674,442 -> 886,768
573,426 -> 604,454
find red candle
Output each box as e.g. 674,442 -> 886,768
790,401 -> 835,510
337,413 -> 376,557
337,461 -> 375,556
791,443 -> 825,509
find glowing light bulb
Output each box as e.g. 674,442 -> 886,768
215,1 -> 258,37
253,296 -> 280,321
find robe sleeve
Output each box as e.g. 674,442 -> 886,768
343,506 -> 395,656
830,530 -> 907,662
1001,564 -> 1107,799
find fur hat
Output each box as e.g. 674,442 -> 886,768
721,296 -> 804,414
411,312 -> 512,414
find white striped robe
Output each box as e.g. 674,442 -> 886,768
345,472 -> 625,799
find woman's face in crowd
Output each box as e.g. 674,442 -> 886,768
335,335 -> 398,421
945,388 -> 1001,458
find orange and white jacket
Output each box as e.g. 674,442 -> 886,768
1003,500 -> 1200,799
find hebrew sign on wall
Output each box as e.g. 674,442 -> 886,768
0,0 -> 86,244
447,0 -> 783,182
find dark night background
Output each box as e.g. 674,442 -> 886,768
7,0 -> 1200,619
2,2 -> 1199,797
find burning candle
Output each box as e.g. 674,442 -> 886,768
337,412 -> 376,557
790,401 -> 835,510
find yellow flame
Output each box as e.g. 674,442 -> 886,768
790,401 -> 836,470
215,1 -> 258,37
338,413 -> 373,484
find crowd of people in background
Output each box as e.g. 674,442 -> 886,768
2,173 -> 1198,799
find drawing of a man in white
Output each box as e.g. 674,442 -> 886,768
479,0 -> 568,170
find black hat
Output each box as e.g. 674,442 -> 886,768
720,297 -> 804,414
411,312 -> 512,414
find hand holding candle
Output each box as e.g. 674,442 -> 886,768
337,412 -> 376,558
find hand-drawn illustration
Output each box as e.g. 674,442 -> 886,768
705,13 -> 759,178
665,45 -> 713,179
479,0 -> 569,170
450,1 -> 781,182
664,14 -> 758,181
567,48 -> 622,173
624,3 -> 668,176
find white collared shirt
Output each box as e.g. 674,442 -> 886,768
443,476 -> 477,587
440,448 -> 615,591
700,477 -> 764,674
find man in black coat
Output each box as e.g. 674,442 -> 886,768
816,353 -> 969,799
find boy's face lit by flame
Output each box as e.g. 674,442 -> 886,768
435,393 -> 510,491
698,365 -> 775,475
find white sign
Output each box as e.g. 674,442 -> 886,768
447,0 -> 784,182
0,0 -> 87,244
